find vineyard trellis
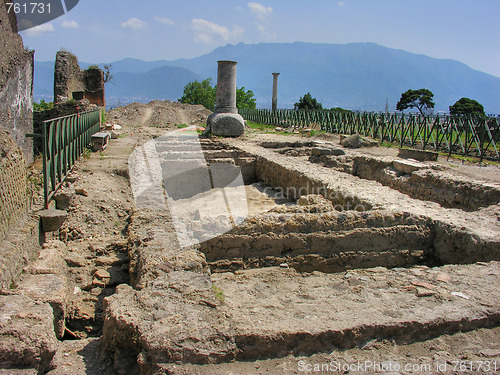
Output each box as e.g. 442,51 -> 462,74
239,109 -> 500,161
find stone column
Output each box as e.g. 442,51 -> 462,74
272,72 -> 279,111
215,61 -> 238,114
204,61 -> 245,137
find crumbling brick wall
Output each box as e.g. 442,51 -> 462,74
0,1 -> 34,164
53,51 -> 105,107
84,68 -> 105,107
0,130 -> 40,291
0,130 -> 28,241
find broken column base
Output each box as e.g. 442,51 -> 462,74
204,113 -> 245,137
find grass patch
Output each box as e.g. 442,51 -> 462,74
176,124 -> 189,129
211,285 -> 225,303
82,148 -> 92,159
247,121 -> 275,132
438,152 -> 499,166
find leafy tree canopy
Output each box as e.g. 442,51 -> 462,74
179,78 -> 216,110
33,100 -> 54,112
294,93 -> 323,110
236,86 -> 257,109
396,88 -> 435,115
179,78 -> 256,110
329,107 -> 351,114
449,97 -> 485,117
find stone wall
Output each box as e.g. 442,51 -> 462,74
0,1 -> 34,164
0,130 -> 28,241
84,68 -> 105,107
54,51 -> 105,107
0,130 -> 41,291
0,3 -> 41,291
53,51 -> 83,103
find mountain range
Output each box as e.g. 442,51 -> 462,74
33,42 -> 500,113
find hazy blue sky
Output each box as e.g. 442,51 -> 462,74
20,0 -> 500,77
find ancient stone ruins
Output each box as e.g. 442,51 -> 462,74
1,2 -> 500,374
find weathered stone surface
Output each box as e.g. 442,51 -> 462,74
211,261 -> 500,359
54,191 -> 74,211
126,210 -> 209,289
16,274 -> 67,339
23,240 -> 67,276
206,113 -> 245,137
393,158 -> 429,174
38,208 -> 68,232
398,147 -> 438,162
103,280 -> 236,373
0,295 -> 58,372
340,133 -> 379,148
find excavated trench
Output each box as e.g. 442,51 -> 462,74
100,132 -> 500,373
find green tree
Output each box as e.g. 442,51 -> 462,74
236,86 -> 256,109
179,78 -> 256,110
449,97 -> 485,117
294,93 -> 323,110
179,78 -> 216,110
396,89 -> 435,115
33,100 -> 54,112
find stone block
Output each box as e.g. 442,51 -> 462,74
398,148 -> 438,162
23,240 -> 67,276
37,208 -> 67,232
393,159 -> 429,174
340,133 -> 379,148
91,132 -> 110,151
206,113 -> 245,137
16,274 -> 67,339
311,147 -> 345,156
0,295 -> 58,372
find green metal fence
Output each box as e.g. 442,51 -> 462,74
42,110 -> 101,208
239,109 -> 500,161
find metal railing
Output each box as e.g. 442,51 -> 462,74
42,110 -> 100,208
239,109 -> 500,161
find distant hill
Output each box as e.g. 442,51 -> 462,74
105,66 -> 201,106
33,42 -> 500,113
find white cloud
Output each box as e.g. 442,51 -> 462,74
155,17 -> 175,26
24,22 -> 55,36
338,1 -> 344,6
62,20 -> 79,29
254,22 -> 276,40
232,25 -> 245,38
248,2 -> 273,20
191,19 -> 244,44
121,18 -> 148,30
